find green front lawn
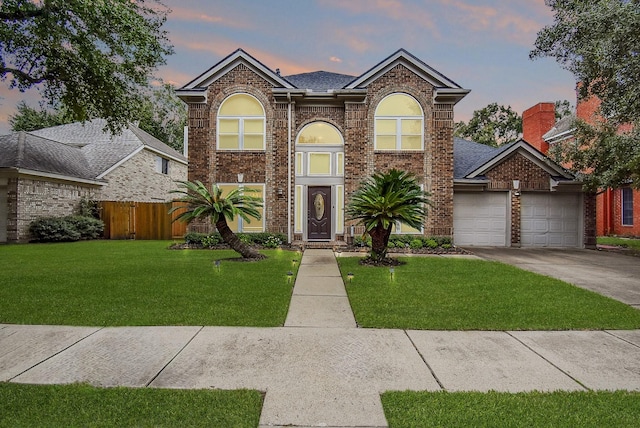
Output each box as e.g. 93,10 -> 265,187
598,236 -> 640,251
0,383 -> 262,427
382,390 -> 640,428
0,241 -> 299,326
338,256 -> 640,330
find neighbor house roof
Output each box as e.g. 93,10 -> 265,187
543,114 -> 576,143
1,119 -> 186,184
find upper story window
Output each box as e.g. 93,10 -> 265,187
297,122 -> 343,145
155,156 -> 169,174
217,94 -> 265,150
622,187 -> 634,226
295,122 -> 344,177
374,93 -> 424,151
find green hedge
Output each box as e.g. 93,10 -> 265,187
184,231 -> 287,248
29,216 -> 104,242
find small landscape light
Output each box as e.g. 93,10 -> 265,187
286,271 -> 294,284
389,267 -> 395,280
347,272 -> 354,283
292,259 -> 298,266
214,259 -> 221,272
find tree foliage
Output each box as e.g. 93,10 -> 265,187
9,101 -> 71,131
454,103 -> 522,147
346,169 -> 432,263
555,100 -> 573,120
170,181 -> 265,260
531,0 -> 640,189
0,0 -> 173,133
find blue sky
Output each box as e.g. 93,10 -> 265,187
0,0 -> 577,134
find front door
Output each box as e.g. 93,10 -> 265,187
308,186 -> 331,240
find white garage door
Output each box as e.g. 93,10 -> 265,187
521,193 -> 581,247
454,192 -> 508,246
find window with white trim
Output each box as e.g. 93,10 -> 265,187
218,184 -> 265,232
622,187 -> 634,226
155,156 -> 169,174
375,93 -> 424,151
217,94 -> 265,150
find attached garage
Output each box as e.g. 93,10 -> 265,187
521,193 -> 581,247
454,192 -> 508,246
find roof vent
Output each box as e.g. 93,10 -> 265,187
275,68 -> 280,76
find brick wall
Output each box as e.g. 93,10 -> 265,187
13,177 -> 97,242
522,102 -> 555,154
97,149 -> 187,203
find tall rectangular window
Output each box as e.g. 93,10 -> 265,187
622,187 -> 634,226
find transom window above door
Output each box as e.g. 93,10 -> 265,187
375,93 -> 424,151
217,93 -> 265,150
295,122 -> 344,178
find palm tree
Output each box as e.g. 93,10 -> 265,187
170,180 -> 265,260
346,169 -> 432,263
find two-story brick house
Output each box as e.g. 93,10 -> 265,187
177,48 -> 594,248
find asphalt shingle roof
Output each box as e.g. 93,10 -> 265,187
542,114 -> 576,141
2,119 -> 186,182
284,71 -> 357,91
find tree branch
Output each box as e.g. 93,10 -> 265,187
0,66 -> 47,85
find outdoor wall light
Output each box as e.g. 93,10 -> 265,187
347,272 -> 354,283
237,173 -> 244,183
512,180 -> 521,196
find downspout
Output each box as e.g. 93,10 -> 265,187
287,92 -> 292,244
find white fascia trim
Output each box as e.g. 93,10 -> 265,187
143,146 -> 188,165
17,169 -> 105,186
544,127 -> 576,144
183,49 -> 294,90
175,89 -> 207,103
346,49 -> 464,90
466,141 -> 573,180
96,146 -> 144,179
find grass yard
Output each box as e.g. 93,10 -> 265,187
337,256 -> 640,330
0,383 -> 262,427
382,390 -> 640,428
0,241 -> 299,326
598,236 -> 640,252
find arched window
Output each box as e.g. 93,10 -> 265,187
217,94 -> 265,150
297,122 -> 343,145
374,93 -> 423,151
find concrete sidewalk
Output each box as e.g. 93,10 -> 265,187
2,249 -> 640,428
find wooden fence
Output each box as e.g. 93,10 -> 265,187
99,201 -> 186,240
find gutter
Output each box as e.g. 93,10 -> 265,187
287,92 -> 292,244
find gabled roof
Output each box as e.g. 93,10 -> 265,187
176,48 -> 294,102
0,132 -> 96,181
345,49 -> 470,104
543,114 -> 576,143
178,48 -> 469,105
454,138 -> 574,180
1,119 -> 186,184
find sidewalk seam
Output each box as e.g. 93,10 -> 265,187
403,330 -> 445,391
9,326 -> 104,381
604,330 -> 640,350
145,326 -> 204,387
504,331 -> 590,391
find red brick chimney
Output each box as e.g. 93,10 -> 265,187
522,102 -> 556,154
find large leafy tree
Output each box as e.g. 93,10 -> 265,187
0,0 -> 173,133
454,103 -> 522,147
170,181 -> 265,260
346,169 -> 432,263
531,0 -> 640,189
9,84 -> 186,152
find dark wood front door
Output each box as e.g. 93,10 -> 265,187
308,186 -> 331,240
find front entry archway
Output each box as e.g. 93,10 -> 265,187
308,186 -> 331,240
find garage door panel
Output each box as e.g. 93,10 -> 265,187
454,192 -> 508,247
521,193 -> 580,248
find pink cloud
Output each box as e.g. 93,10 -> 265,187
330,56 -> 342,63
168,6 -> 247,29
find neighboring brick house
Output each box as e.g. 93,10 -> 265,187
0,119 -> 187,242
177,48 -> 593,248
524,100 -> 639,238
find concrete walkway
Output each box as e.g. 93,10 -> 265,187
2,249 -> 640,428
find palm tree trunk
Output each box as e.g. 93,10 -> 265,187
215,219 -> 264,259
369,224 -> 392,262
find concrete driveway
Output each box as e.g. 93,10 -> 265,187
469,248 -> 640,309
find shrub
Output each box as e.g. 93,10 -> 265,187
29,216 -> 104,242
263,235 -> 282,248
201,234 -> 222,248
425,238 -> 439,249
435,236 -> 452,246
410,239 -> 423,249
65,216 -> 104,239
184,232 -> 207,246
